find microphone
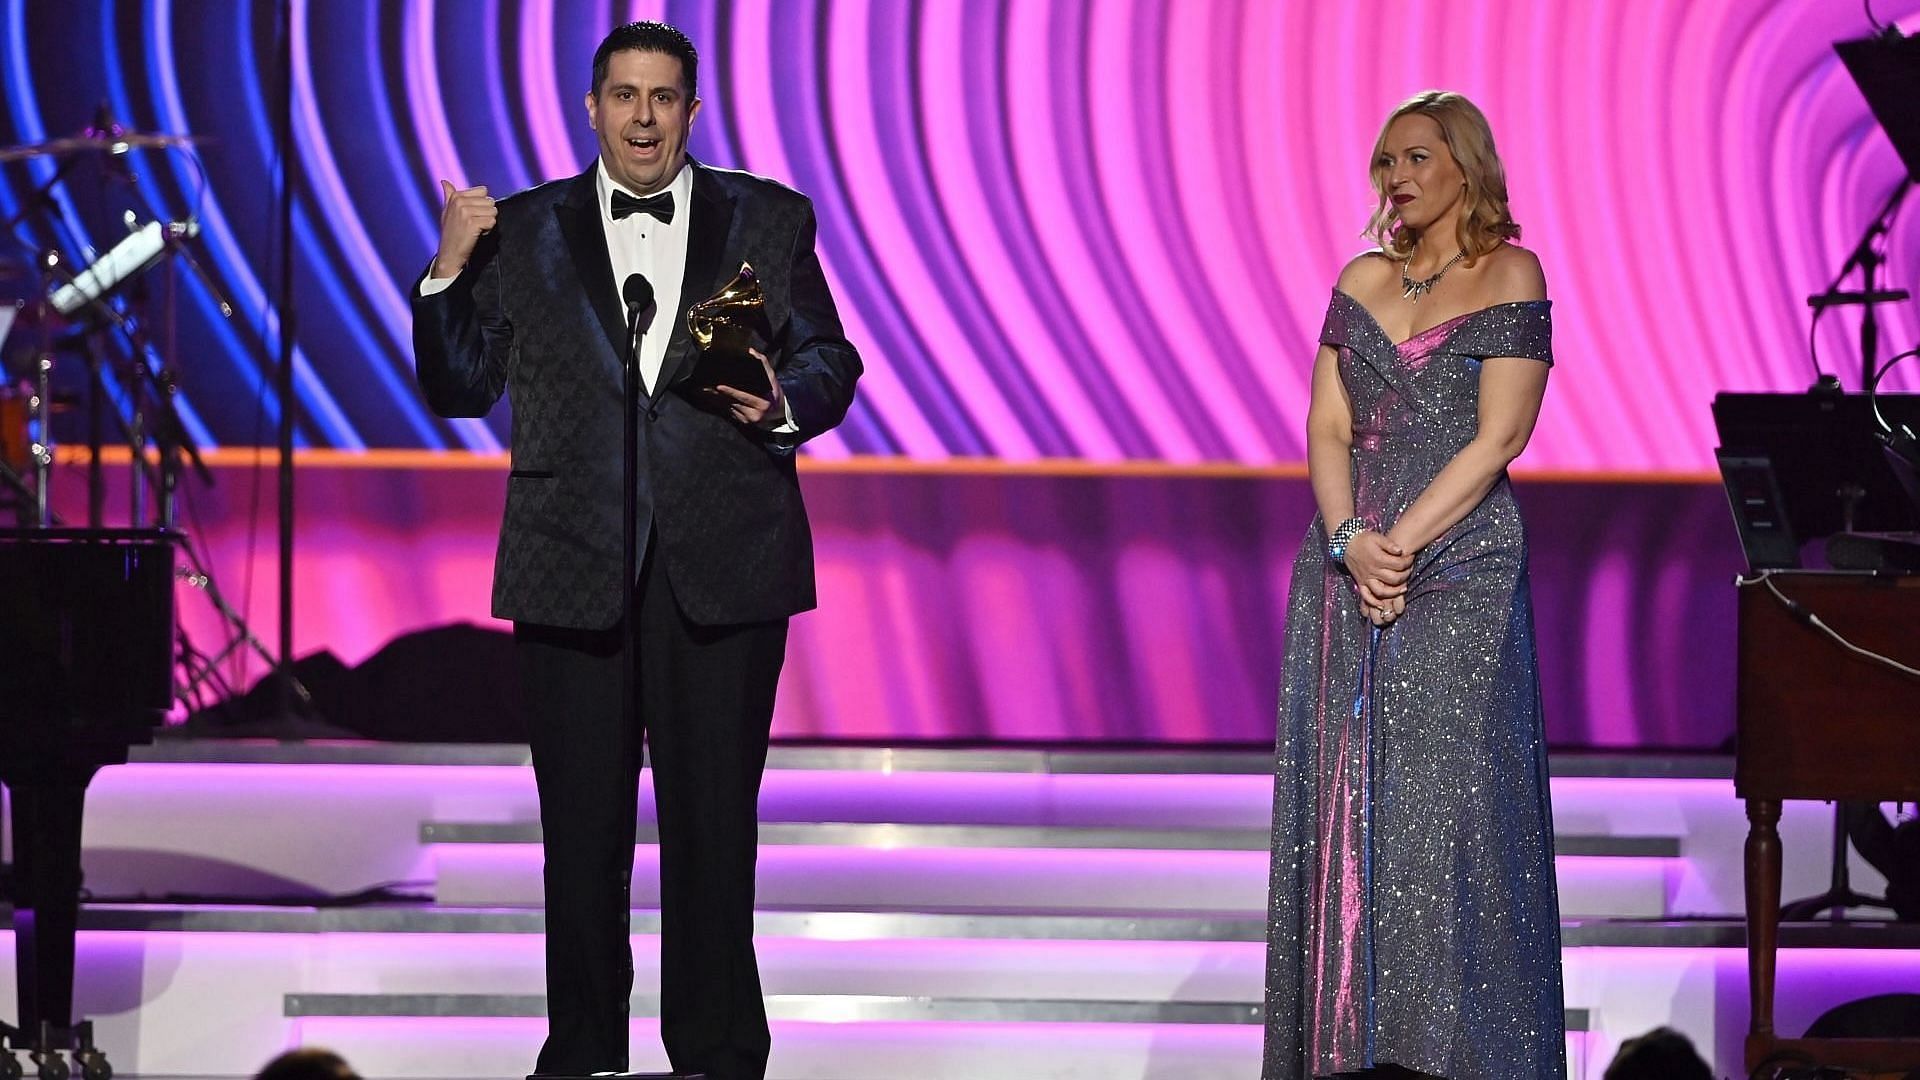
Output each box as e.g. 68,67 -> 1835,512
622,273 -> 653,388
633,272 -> 664,403
622,273 -> 653,320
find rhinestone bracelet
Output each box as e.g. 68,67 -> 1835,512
1328,516 -> 1367,566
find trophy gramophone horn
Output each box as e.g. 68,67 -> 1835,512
687,262 -> 764,351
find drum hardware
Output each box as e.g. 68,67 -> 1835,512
0,131 -> 203,165
32,243 -> 216,530
1,108 -> 228,527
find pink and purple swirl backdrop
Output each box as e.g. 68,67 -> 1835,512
3,0 -> 1917,465
49,459 -> 1749,747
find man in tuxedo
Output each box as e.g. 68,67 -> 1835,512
411,21 -> 861,1080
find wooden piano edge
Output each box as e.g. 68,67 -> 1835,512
1747,1035 -> 1920,1073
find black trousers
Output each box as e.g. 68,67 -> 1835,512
518,541 -> 788,1080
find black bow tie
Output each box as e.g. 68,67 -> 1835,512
610,189 -> 674,224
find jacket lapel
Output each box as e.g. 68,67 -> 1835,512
553,167 -> 629,366
653,161 -> 736,400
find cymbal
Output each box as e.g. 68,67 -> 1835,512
0,132 -> 205,164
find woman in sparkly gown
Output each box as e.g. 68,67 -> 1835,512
1263,91 -> 1565,1080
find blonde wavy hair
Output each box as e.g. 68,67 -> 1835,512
1365,91 -> 1520,265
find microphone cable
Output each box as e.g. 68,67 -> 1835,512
1736,568 -> 1920,679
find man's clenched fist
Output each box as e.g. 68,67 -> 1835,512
433,180 -> 496,279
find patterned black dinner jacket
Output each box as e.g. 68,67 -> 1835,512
412,160 -> 862,630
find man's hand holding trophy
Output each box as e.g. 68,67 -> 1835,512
679,262 -> 784,426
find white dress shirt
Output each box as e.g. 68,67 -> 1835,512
597,159 -> 691,394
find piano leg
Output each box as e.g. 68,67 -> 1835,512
1744,796 -> 1782,1072
3,770 -> 93,1047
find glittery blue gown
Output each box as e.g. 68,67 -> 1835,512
1263,290 -> 1565,1079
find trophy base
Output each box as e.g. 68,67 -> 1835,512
676,345 -> 772,402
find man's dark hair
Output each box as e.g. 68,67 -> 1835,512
1603,1026 -> 1713,1080
591,21 -> 698,101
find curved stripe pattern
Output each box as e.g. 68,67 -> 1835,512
1,0 -> 1915,467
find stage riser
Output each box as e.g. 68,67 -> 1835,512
65,764 -> 1879,920
1,752 -> 1904,1079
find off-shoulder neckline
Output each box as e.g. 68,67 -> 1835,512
1330,288 -> 1548,350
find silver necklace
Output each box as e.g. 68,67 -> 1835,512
1401,249 -> 1466,300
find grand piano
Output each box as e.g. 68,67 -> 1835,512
0,528 -> 175,1080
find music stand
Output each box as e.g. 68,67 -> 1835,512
1813,31 -> 1920,390
1837,30 -> 1920,180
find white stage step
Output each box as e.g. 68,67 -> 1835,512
425,831 -> 1676,920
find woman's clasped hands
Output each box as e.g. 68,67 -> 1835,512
1343,530 -> 1412,627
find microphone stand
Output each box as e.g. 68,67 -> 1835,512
25,291 -> 57,526
625,305 -> 640,678
1807,177 -> 1913,392
621,275 -> 653,763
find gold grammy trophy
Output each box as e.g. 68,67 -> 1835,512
680,262 -> 772,399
